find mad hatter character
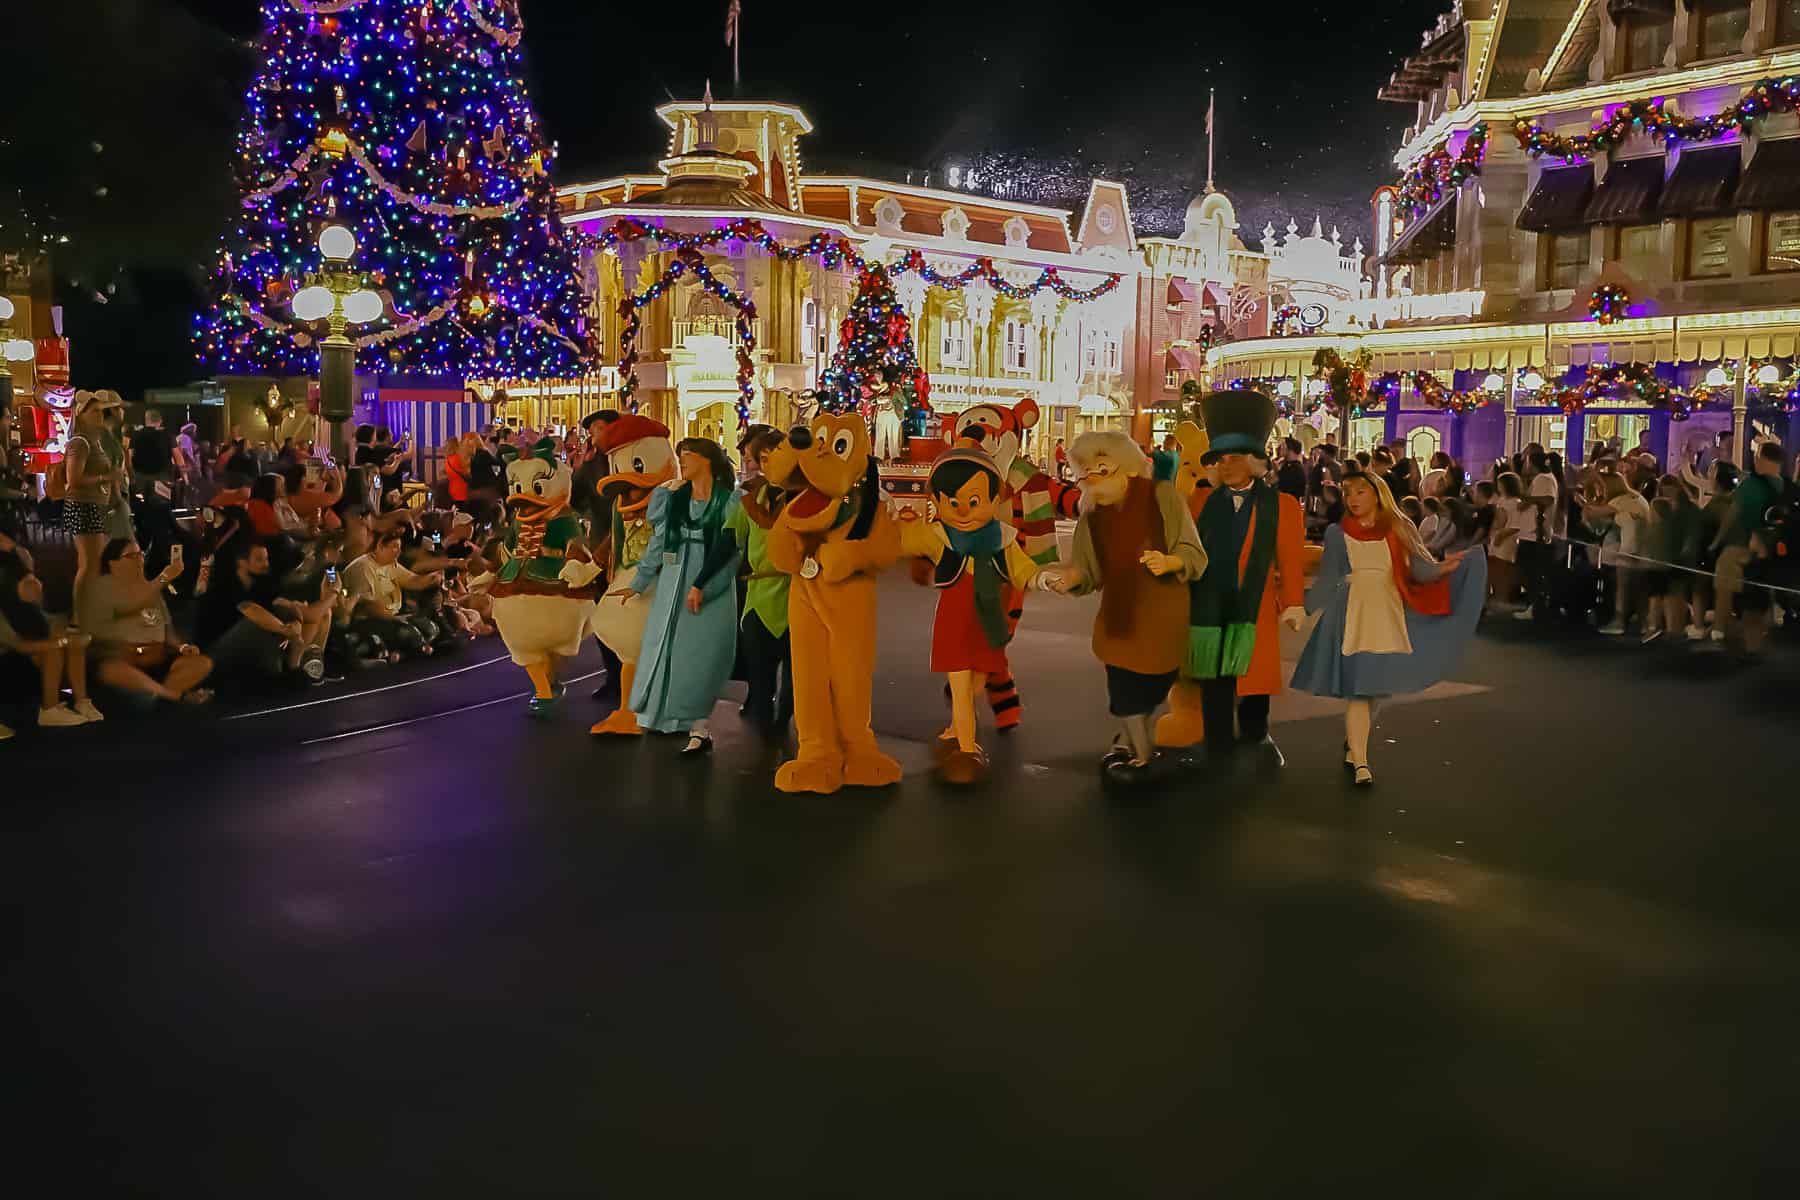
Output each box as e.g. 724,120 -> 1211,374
1183,390 -> 1306,770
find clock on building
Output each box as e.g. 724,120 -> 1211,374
1096,205 -> 1118,234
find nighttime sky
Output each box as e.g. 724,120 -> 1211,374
15,0 -> 1451,389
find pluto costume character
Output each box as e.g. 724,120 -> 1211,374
587,414 -> 677,736
489,439 -> 603,714
762,413 -> 903,794
947,397 -> 1077,730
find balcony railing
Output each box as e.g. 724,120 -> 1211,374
674,315 -> 764,346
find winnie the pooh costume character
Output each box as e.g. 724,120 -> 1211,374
762,413 -> 903,794
489,438 -> 603,714
587,413 -> 676,736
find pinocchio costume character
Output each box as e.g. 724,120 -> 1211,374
898,445 -> 1048,785
587,412 -> 677,736
1051,431 -> 1206,785
948,398 -> 1077,730
489,437 -> 603,714
1182,390 -> 1306,769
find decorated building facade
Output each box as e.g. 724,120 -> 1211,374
547,93 -> 1138,458
1211,0 -> 1800,468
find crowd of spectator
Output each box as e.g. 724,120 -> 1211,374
0,404 -> 533,740
1286,429 -> 1800,655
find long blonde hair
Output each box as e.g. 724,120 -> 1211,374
1342,467 -> 1431,561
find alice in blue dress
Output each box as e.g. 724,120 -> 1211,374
628,485 -> 742,733
1291,522 -> 1487,700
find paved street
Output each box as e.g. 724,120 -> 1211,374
8,575 -> 1800,1196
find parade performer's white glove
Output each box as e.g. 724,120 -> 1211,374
1281,606 -> 1306,631
559,559 -> 603,588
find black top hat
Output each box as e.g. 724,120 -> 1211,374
1199,389 -> 1277,460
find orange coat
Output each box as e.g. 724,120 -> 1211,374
1231,491 -> 1306,697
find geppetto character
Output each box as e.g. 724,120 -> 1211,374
897,445 -> 1049,785
1042,432 -> 1206,786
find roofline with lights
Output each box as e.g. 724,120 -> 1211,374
654,100 -> 815,134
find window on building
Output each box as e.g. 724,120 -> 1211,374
1165,368 -> 1180,390
1697,0 -> 1751,59
1002,319 -> 1031,372
1687,217 -> 1735,278
801,299 -> 818,358
1783,0 -> 1800,44
1080,326 -> 1099,372
1545,230 -> 1591,289
1102,334 -> 1121,374
939,317 -> 970,368
1766,211 -> 1800,271
1405,426 -> 1441,463
1621,10 -> 1672,72
1614,223 -> 1662,277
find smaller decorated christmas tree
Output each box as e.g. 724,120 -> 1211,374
820,263 -> 927,417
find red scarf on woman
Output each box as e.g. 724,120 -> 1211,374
1341,517 -> 1451,615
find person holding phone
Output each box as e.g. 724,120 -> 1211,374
81,539 -> 215,704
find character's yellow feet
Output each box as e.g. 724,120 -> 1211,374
1154,681 -> 1207,748
775,756 -> 845,794
589,709 -> 643,736
843,747 -> 902,788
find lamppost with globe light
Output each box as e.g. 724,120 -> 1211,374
0,295 -> 37,416
291,224 -> 383,463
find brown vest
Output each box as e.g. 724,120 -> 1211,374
1089,476 -> 1188,675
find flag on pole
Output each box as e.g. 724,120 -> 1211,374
725,0 -> 741,89
1205,90 -> 1214,136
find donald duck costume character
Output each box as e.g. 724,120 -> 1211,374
489,437 -> 603,714
587,413 -> 677,736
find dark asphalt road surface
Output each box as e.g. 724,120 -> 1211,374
7,576 -> 1800,1196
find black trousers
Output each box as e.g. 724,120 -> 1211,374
740,611 -> 793,726
1517,540 -> 1552,616
1198,678 -> 1270,746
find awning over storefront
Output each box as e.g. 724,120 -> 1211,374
1167,277 -> 1197,305
1203,281 -> 1230,307
1661,146 -> 1741,218
1165,346 -> 1206,372
1734,137 -> 1800,210
1517,166 -> 1594,232
1385,192 -> 1457,263
1585,155 -> 1664,225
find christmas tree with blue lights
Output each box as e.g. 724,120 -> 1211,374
196,0 -> 589,380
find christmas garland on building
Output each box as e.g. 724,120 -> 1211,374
1554,362 -> 1693,419
1514,75 -> 1800,162
575,217 -> 1123,302
1396,123 -> 1488,217
616,248 -> 756,423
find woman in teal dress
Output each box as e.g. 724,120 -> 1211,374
617,438 -> 741,754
